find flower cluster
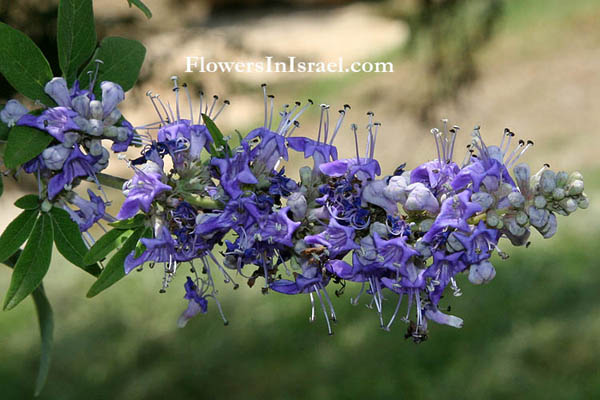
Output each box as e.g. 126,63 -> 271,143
1,61 -> 137,238
115,79 -> 588,340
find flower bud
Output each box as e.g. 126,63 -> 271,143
93,148 -> 110,172
513,163 -> 530,187
88,119 -> 104,136
540,170 -> 556,194
415,240 -> 432,258
100,81 -> 124,117
287,192 -> 307,220
44,77 -> 71,107
0,99 -> 28,127
507,191 -> 525,209
299,166 -> 312,185
384,175 -> 408,204
104,108 -> 122,126
528,205 -> 549,228
515,210 -> 528,226
89,100 -> 103,120
568,171 -> 583,185
419,218 -> 433,233
552,187 -> 565,201
103,126 -> 119,138
72,94 -> 90,117
89,139 -> 103,156
468,261 -> 496,285
446,232 -> 464,252
41,199 -> 53,213
486,210 -> 500,227
533,195 -> 547,209
567,180 -> 584,196
559,198 -> 578,214
540,213 -> 557,239
578,194 -> 589,209
506,216 -> 527,237
42,145 -> 71,170
471,192 -> 494,210
117,127 -> 130,142
404,183 -> 439,214
556,171 -> 569,187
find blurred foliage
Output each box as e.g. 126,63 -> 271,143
392,0 -> 503,121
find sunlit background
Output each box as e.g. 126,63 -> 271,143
1,0 -> 600,398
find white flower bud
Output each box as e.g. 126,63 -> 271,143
567,180 -> 584,196
103,108 -> 122,126
89,139 -> 103,156
486,210 -> 499,227
88,119 -> 104,136
528,206 -> 549,228
556,171 -> 569,187
516,211 -> 528,226
568,171 -> 583,185
117,127 -> 129,142
72,95 -> 90,117
44,77 -> 71,107
383,175 -> 409,204
468,261 -> 496,285
100,81 -> 124,117
42,145 -> 71,170
559,198 -> 578,214
287,192 -> 307,220
578,194 -> 589,209
1,99 -> 28,127
89,100 -> 103,120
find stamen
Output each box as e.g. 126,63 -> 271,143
208,95 -> 218,118
505,139 -> 525,166
320,284 -> 337,322
329,105 -> 350,145
212,99 -> 230,121
508,140 -> 534,168
170,76 -> 180,123
197,91 -> 204,124
313,285 -> 333,335
370,122 -> 380,159
182,83 -> 194,124
261,83 -> 268,128
268,95 -> 275,130
155,95 -> 171,123
317,104 -> 326,144
351,282 -> 365,305
89,59 -> 104,91
351,123 -> 360,163
146,91 -> 165,125
166,101 -> 176,124
386,294 -> 404,331
323,104 -> 330,143
285,100 -> 312,136
287,120 -> 300,137
309,293 -> 316,322
431,128 -> 442,162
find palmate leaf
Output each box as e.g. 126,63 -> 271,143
0,208 -> 39,263
4,126 -> 54,170
0,23 -> 55,106
78,36 -> 146,97
58,0 -> 97,84
50,207 -> 101,276
2,250 -> 54,397
87,227 -> 148,298
3,213 -> 53,310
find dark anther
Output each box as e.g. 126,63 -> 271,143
308,99 -> 314,104
182,83 -> 188,87
224,100 -> 231,105
43,120 -> 49,127
261,83 -> 267,87
526,241 -> 532,248
295,101 -> 301,106
518,139 -> 525,146
543,163 -> 550,168
213,95 -> 219,99
159,289 -> 166,294
527,140 -> 534,145
504,128 -> 510,133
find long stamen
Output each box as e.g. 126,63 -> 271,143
320,284 -> 337,322
212,100 -> 230,121
268,95 -> 275,130
285,100 -> 312,136
431,128 -> 442,162
155,95 -> 171,123
171,76 -> 180,123
166,101 -> 176,124
313,285 -> 332,335
505,139 -> 525,166
317,105 -> 326,143
89,59 -> 104,91
261,83 -> 268,128
508,140 -> 534,168
197,91 -> 204,124
371,122 -> 380,159
351,282 -> 365,305
182,83 -> 194,124
208,95 -> 218,118
386,294 -> 404,331
448,125 -> 459,161
309,293 -> 316,322
329,104 -> 350,145
323,105 -> 330,144
146,91 -> 165,125
287,120 -> 300,137
500,128 -> 509,152
352,123 -> 360,163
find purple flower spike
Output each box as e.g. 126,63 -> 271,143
320,157 -> 381,181
287,136 -> 338,171
305,218 -> 358,258
423,190 -> 482,243
211,143 -> 258,199
65,189 -> 112,232
245,127 -> 288,171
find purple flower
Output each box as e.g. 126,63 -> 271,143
45,77 -> 72,107
117,165 -> 172,219
424,250 -> 465,305
305,218 -> 358,258
124,226 -> 177,273
423,190 -> 482,243
211,143 -> 258,199
271,263 -> 329,295
111,120 -> 135,153
320,157 -> 381,182
18,107 -> 80,142
453,221 -> 499,264
373,233 -> 419,271
287,136 -> 338,171
452,158 -> 514,193
259,207 -> 301,247
410,160 -> 459,194
177,277 -> 209,328
64,189 -> 112,232
1,99 -> 28,127
47,145 -> 98,199
245,127 -> 288,171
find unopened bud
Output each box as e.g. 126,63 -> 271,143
552,187 -> 565,201
89,100 -> 103,120
568,171 -> 583,185
287,192 -> 307,220
578,194 -> 589,209
0,99 -> 28,127
567,180 -> 584,196
88,119 -> 103,136
508,191 -> 525,209
44,77 -> 71,107
556,171 -> 569,187
486,210 -> 499,227
41,199 -> 53,213
72,95 -> 90,117
559,198 -> 578,214
533,195 -> 547,209
468,261 -> 496,285
540,170 -> 556,194
42,145 -> 71,170
89,139 -> 103,156
516,211 -> 528,226
446,232 -> 464,252
528,206 -> 549,228
471,192 -> 494,210
540,213 -> 557,239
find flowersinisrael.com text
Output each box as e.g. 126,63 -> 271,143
185,56 -> 394,73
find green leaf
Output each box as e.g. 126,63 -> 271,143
202,113 -> 231,157
4,126 -> 54,169
14,194 -> 40,210
3,213 -> 53,310
58,0 -> 97,84
0,119 -> 8,141
50,207 -> 101,276
78,37 -> 146,96
31,283 -> 53,397
108,213 -> 146,230
83,228 -> 131,266
128,0 -> 152,18
0,208 -> 39,263
1,249 -> 54,397
0,23 -> 55,106
86,227 -> 146,297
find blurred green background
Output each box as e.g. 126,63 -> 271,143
1,0 -> 600,398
